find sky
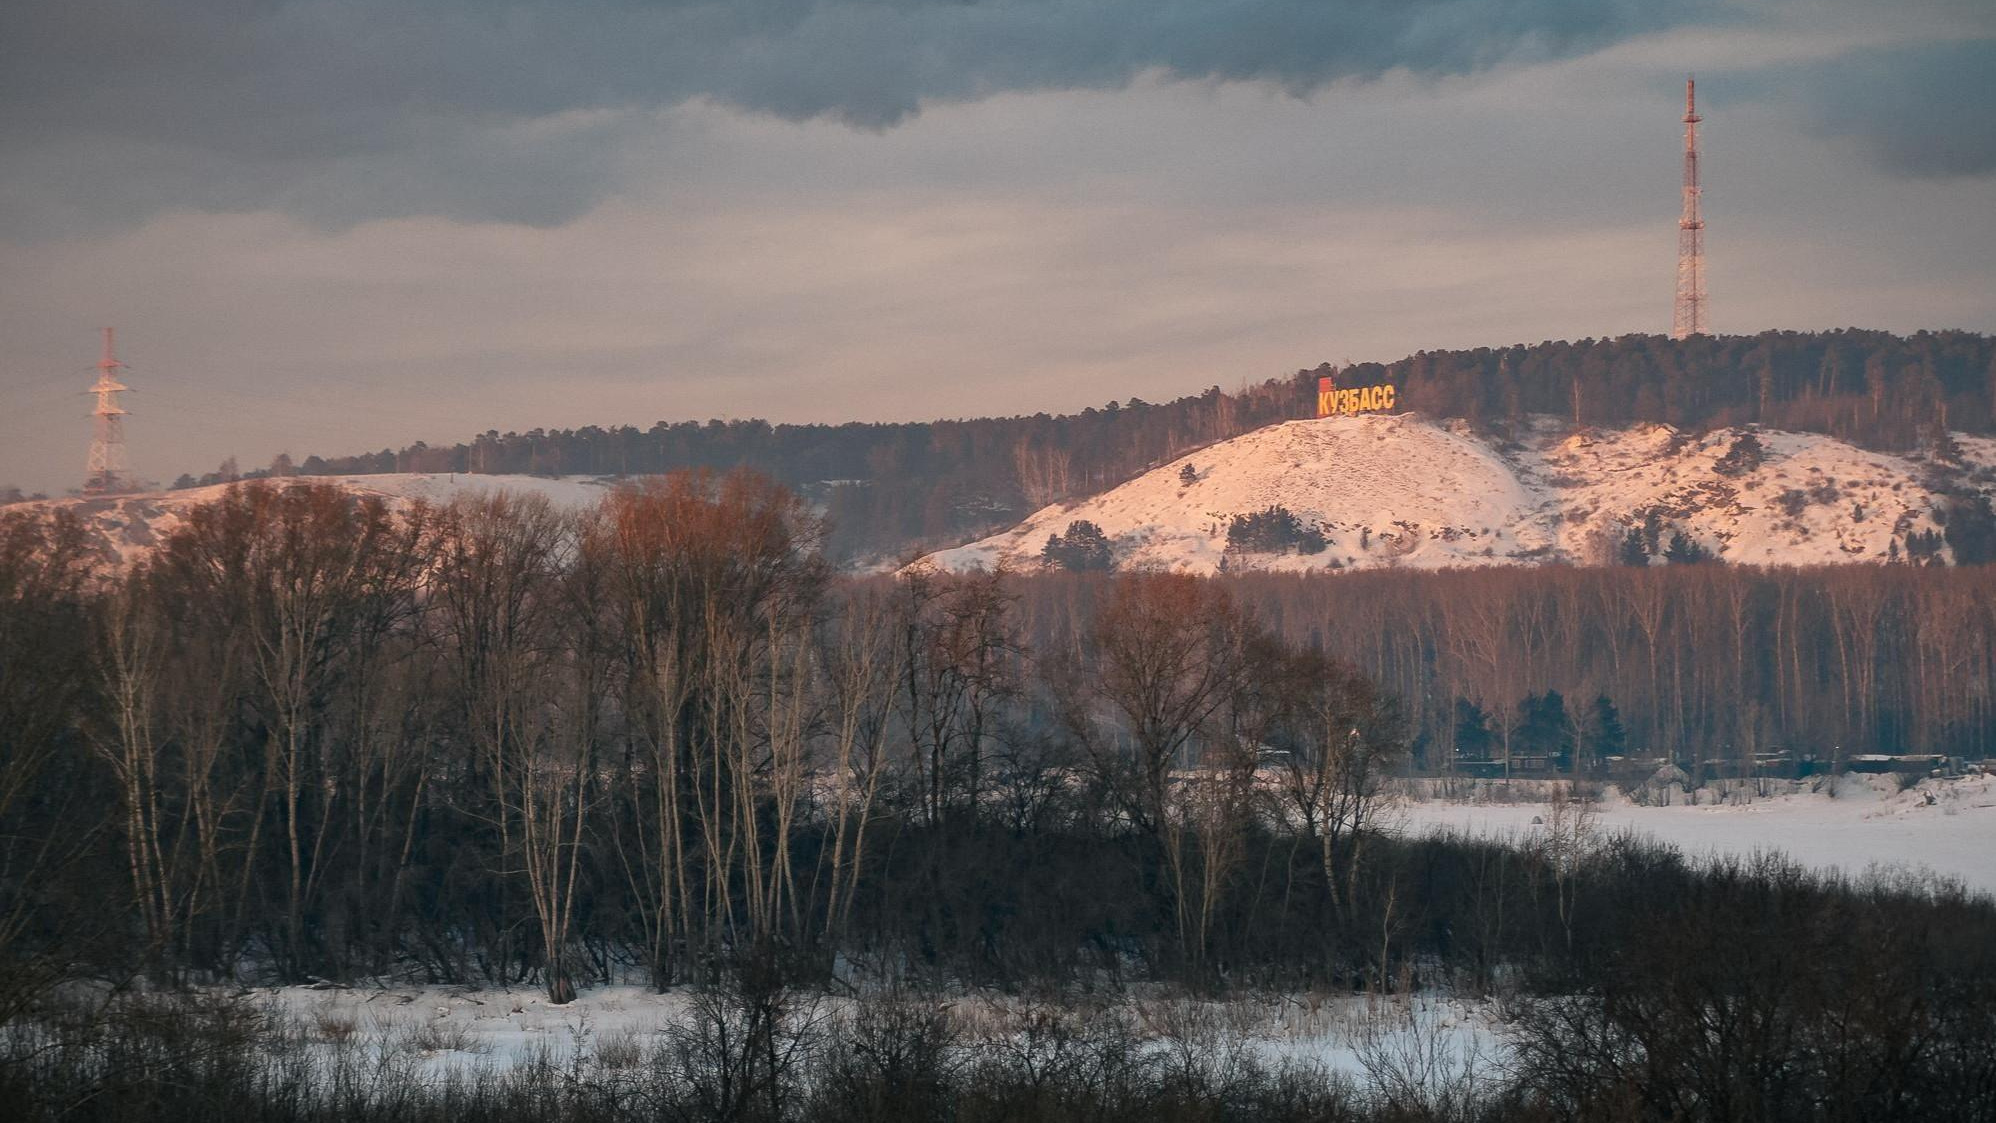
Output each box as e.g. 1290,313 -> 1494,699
2,0 -> 1993,495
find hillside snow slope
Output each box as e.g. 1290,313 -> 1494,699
918,414 -> 1995,574
11,474 -> 620,571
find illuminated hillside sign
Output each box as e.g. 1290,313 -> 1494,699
1317,375 -> 1397,418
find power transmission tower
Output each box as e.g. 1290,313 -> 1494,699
84,327 -> 136,494
1671,76 -> 1708,340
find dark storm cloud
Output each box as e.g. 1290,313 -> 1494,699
1798,39 -> 1996,178
0,0 -> 1724,231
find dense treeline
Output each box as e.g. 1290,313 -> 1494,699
7,474 -> 1996,1119
186,381 -> 1298,561
1376,328 -> 1996,445
1236,564 -> 1996,770
178,329 -> 1995,561
1,474 -> 1414,998
1003,564 -> 1996,771
6,478 -> 1996,999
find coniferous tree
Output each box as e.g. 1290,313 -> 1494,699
1225,505 -> 1326,555
1665,532 -> 1713,565
1942,495 -> 1996,565
1618,528 -> 1651,567
1513,691 -> 1576,770
1453,698 -> 1495,764
1041,520 -> 1114,572
1583,694 -> 1627,772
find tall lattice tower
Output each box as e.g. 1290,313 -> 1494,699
83,327 -> 135,494
1672,76 -> 1708,339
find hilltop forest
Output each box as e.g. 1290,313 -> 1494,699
201,329 -> 1996,562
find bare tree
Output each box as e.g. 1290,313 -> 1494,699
894,568 -> 1019,828
1012,439 -> 1073,510
815,590 -> 895,946
429,491 -> 592,1002
1534,784 -> 1598,955
1268,651 -> 1405,921
598,470 -> 826,984
94,584 -> 175,971
1072,573 -> 1255,838
152,481 -> 427,978
0,509 -> 98,1020
1066,573 -> 1258,975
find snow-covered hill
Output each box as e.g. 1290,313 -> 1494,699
918,414 -> 1996,574
11,474 -> 620,572
16,417 -> 1995,577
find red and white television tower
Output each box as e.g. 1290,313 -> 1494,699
1672,76 -> 1708,340
84,327 -> 135,494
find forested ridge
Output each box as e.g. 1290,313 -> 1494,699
214,329 -> 1996,561
7,472 -> 1996,1121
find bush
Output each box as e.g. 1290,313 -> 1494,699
809,995 -> 959,1122
1713,431 -> 1765,477
663,959 -> 817,1123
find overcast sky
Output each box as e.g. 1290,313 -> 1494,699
3,0 -> 1993,494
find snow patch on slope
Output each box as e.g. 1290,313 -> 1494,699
1512,423 -> 1959,566
14,474 -> 620,572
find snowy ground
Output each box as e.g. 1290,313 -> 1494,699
268,983 -> 695,1083
245,982 -> 1498,1090
1394,773 -> 1996,895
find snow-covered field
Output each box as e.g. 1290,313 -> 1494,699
270,983 -> 695,1081
1395,773 -> 1996,895
919,414 -> 1993,574
243,981 -> 1497,1091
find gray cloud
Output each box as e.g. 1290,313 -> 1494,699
5,13 -> 1995,497
0,0 -> 1724,232
1798,39 -> 1996,178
